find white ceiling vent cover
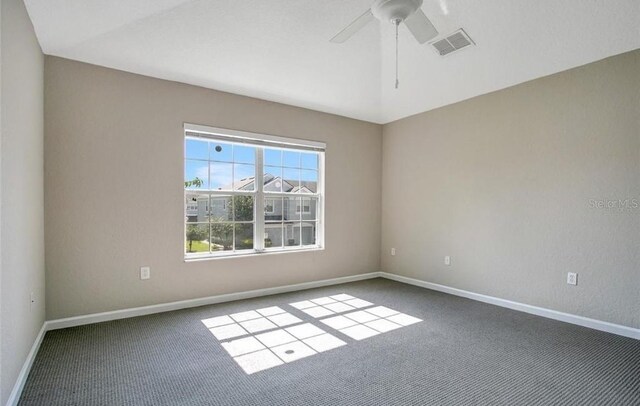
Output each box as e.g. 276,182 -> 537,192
431,29 -> 475,56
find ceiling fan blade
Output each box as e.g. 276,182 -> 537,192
330,9 -> 375,43
403,9 -> 438,44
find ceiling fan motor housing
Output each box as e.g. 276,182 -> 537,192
372,0 -> 423,23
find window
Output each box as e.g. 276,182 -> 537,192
184,124 -> 324,259
296,198 -> 311,214
264,199 -> 275,214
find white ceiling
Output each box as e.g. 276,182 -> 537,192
25,0 -> 640,124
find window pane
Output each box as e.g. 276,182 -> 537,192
209,141 -> 233,162
283,151 -> 300,168
301,197 -> 317,221
210,195 -> 233,222
185,193 -> 210,223
185,224 -> 210,253
264,197 -> 282,221
301,152 -> 318,169
264,223 -> 282,248
264,167 -> 282,192
186,139 -> 208,160
185,160 -> 208,189
301,221 -> 317,246
234,164 -> 255,190
284,222 -> 300,247
283,168 -> 300,192
234,195 -> 254,221
210,162 -> 233,190
283,196 -> 301,222
264,148 -> 282,166
211,223 -> 233,251
300,170 -> 318,193
233,145 -> 256,164
234,224 -> 254,250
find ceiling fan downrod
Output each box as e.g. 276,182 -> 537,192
395,19 -> 400,89
330,0 -> 439,89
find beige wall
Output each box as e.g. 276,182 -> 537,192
44,56 -> 382,320
42,39 -> 638,331
1,0 -> 45,403
382,50 -> 640,329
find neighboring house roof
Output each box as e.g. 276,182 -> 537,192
290,185 -> 313,193
231,176 -> 257,191
261,174 -> 294,192
224,173 -> 316,193
185,173 -> 316,196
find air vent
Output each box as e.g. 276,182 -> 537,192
430,29 -> 475,56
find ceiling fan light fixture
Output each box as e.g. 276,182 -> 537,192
371,0 -> 423,23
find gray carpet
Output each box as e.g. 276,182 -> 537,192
19,278 -> 640,405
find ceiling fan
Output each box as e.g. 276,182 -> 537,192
330,0 -> 439,89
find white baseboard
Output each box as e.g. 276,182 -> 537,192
379,272 -> 640,340
45,270 -> 640,339
46,272 -> 381,331
6,323 -> 47,406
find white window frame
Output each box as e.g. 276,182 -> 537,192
184,123 -> 325,260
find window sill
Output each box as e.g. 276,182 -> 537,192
184,246 -> 324,262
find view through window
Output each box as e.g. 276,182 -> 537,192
185,126 -> 324,258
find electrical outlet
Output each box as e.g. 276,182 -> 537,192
140,266 -> 151,280
444,256 -> 451,266
391,248 -> 396,256
567,272 -> 578,286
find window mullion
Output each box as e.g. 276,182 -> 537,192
254,148 -> 265,252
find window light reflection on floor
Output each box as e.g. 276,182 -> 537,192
201,294 -> 422,374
